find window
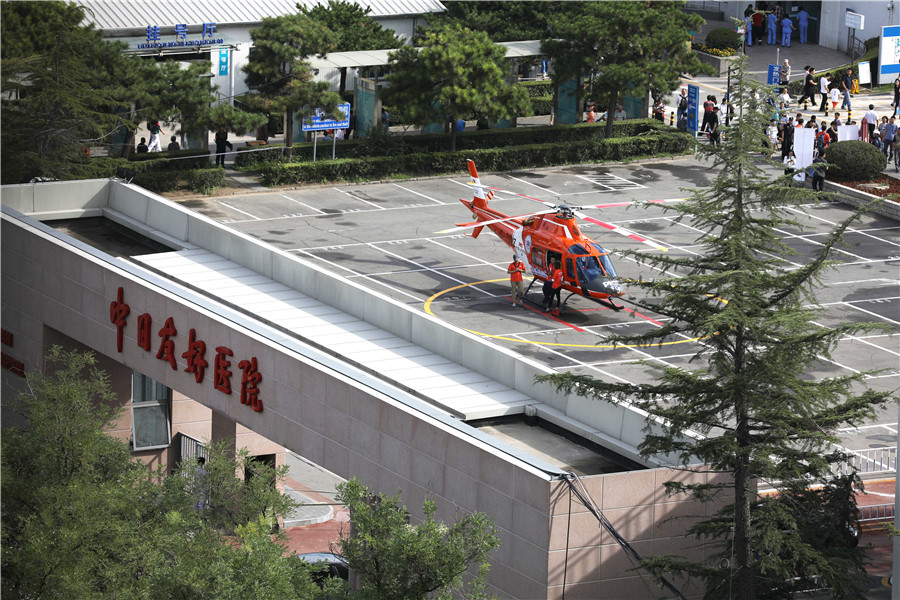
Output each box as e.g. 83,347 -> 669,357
132,372 -> 172,451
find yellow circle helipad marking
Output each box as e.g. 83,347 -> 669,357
424,278 -> 708,348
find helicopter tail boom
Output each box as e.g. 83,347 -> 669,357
468,159 -> 492,210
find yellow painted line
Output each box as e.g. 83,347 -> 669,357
424,278 -> 709,348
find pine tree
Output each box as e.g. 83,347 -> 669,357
542,1 -> 708,135
243,12 -> 341,159
539,56 -> 894,599
298,0 -> 403,97
383,24 -> 531,151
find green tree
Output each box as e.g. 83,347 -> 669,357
299,0 -> 403,97
335,478 -> 500,599
1,346 -> 311,599
0,1 -> 132,182
419,0 -> 557,43
542,1 -> 708,136
243,12 -> 341,159
538,57 -> 893,599
384,23 -> 531,151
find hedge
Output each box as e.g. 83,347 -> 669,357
258,130 -> 692,186
71,155 -> 224,194
127,148 -> 212,170
235,119 -> 674,169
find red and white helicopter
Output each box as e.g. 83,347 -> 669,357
441,160 -> 682,311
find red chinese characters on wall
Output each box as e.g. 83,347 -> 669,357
108,287 -> 263,412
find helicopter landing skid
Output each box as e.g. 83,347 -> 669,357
597,297 -> 625,311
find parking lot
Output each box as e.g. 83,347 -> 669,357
178,156 -> 899,454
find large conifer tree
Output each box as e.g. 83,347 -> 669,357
540,56 -> 893,599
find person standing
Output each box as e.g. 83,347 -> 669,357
797,7 -> 809,43
863,104 -> 879,141
815,122 -> 830,155
766,119 -> 779,158
544,260 -> 563,313
841,68 -> 853,111
147,119 -> 164,152
214,126 -> 233,167
701,95 -> 716,132
781,116 -> 795,161
676,87 -> 688,126
709,106 -> 721,146
752,8 -> 765,45
811,150 -> 827,191
892,77 -> 900,117
884,116 -> 898,160
818,73 -> 830,112
507,255 -> 526,307
766,9 -> 778,44
781,15 -> 795,47
780,59 -> 791,87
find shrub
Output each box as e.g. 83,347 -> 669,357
184,168 -> 225,194
826,140 -> 887,181
128,149 -> 211,170
705,27 -> 740,51
133,170 -> 180,192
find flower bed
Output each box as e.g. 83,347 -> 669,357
692,47 -> 738,77
827,175 -> 900,221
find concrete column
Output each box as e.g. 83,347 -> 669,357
211,409 -> 237,459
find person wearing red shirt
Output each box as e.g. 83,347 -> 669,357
544,259 -> 564,313
507,254 -> 526,307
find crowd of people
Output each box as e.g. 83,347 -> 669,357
742,2 -> 810,48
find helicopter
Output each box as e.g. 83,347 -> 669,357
440,160 -> 683,311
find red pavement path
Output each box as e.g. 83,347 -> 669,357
858,479 -> 895,577
279,475 -> 349,556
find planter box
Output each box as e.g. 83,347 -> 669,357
693,49 -> 737,77
826,181 -> 900,221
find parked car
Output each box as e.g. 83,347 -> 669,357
296,552 -> 349,585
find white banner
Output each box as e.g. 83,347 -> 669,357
838,124 -> 860,141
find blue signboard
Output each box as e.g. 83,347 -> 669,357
303,103 -> 351,132
687,84 -> 699,133
767,64 -> 781,85
218,50 -> 229,76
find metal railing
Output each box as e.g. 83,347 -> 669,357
837,446 -> 897,477
859,503 -> 895,522
176,432 -> 208,472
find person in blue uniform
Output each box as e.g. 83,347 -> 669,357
781,15 -> 795,47
797,8 -> 809,43
767,10 -> 777,45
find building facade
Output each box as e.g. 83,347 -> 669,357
2,179 -> 718,598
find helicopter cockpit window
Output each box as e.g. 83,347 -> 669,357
569,243 -> 616,282
588,242 -> 618,278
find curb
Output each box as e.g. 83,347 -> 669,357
826,180 -> 900,221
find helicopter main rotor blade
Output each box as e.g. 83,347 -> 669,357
574,211 -> 669,252
435,208 -> 555,234
579,198 -> 687,210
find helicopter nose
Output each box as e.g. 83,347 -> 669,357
585,277 -> 624,296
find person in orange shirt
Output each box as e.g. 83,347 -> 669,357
544,259 -> 563,313
507,254 -> 526,307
